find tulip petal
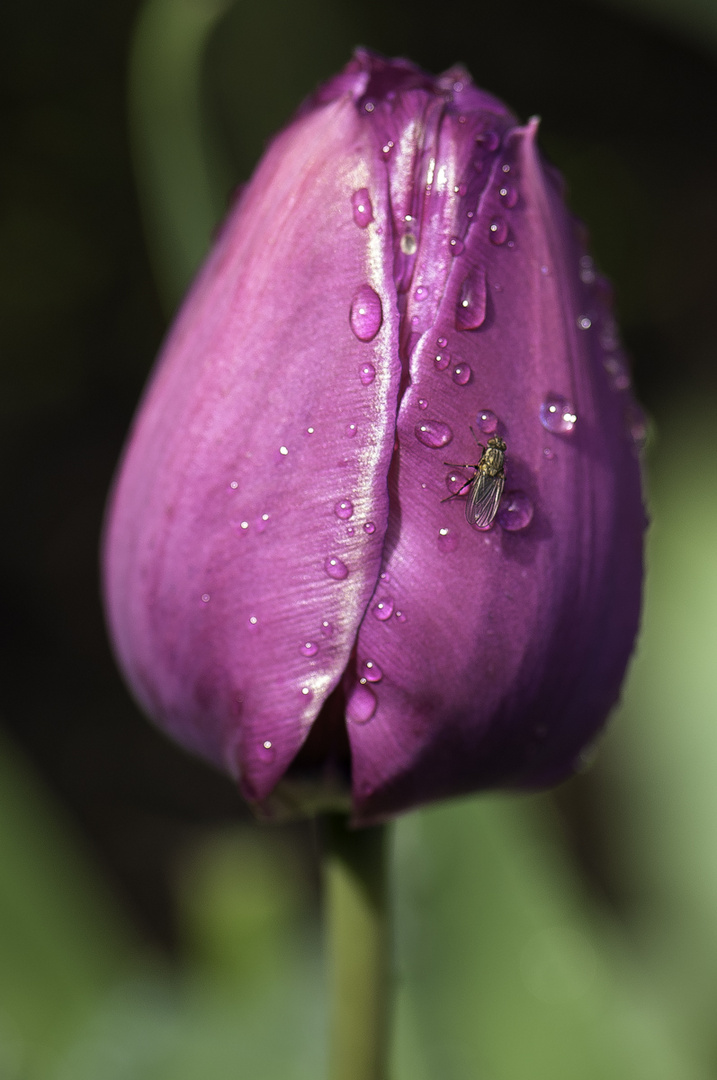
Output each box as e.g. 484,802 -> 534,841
104,94 -> 402,801
349,114 -> 644,822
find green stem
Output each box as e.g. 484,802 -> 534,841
323,815 -> 391,1080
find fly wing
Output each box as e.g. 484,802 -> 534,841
465,472 -> 504,528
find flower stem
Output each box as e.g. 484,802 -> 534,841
323,815 -> 390,1080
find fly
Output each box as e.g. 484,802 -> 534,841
442,430 -> 506,528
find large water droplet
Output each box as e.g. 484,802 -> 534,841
437,526 -> 459,552
433,351 -> 451,371
359,362 -> 376,385
334,499 -> 354,520
351,188 -> 374,228
258,740 -> 276,764
415,420 -> 453,448
347,684 -> 377,724
452,363 -> 471,386
497,491 -> 534,531
477,409 -> 498,434
363,521 -> 376,534
372,596 -> 395,621
436,336 -> 448,348
300,641 -> 319,657
360,659 -> 383,683
325,556 -> 349,580
540,395 -> 577,434
489,217 -> 509,245
456,269 -> 487,330
350,285 -> 383,342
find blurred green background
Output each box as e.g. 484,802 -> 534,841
2,0 -> 717,1076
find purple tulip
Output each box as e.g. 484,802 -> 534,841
103,51 -> 645,824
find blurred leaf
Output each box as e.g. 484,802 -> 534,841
596,403 -> 717,1072
392,793 -> 705,1080
0,727 -> 135,1074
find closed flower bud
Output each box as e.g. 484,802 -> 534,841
103,51 -> 645,824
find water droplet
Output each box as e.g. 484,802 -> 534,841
359,362 -> 376,385
379,570 -> 391,583
382,141 -> 394,155
334,499 -> 354,520
579,255 -> 595,284
414,285 -> 428,302
433,351 -> 451,371
363,521 -> 376,534
320,620 -> 334,637
346,526 -> 355,536
364,101 -> 375,113
394,609 -> 407,623
540,265 -> 550,275
305,426 -> 315,436
301,686 -> 313,700
446,470 -> 468,495
456,268 -> 487,330
400,232 -> 417,255
347,684 -> 377,724
497,490 -> 534,531
449,236 -> 464,255
372,596 -> 395,621
351,188 -> 374,228
201,593 -> 211,603
418,397 -> 428,410
625,403 -> 648,448
436,336 -> 448,348
437,526 -> 459,552
229,480 -> 238,490
350,285 -> 383,342
279,445 -> 289,456
360,659 -> 383,683
248,614 -> 259,630
300,641 -> 318,657
415,420 -> 453,448
498,183 -> 518,207
577,315 -> 592,330
325,556 -> 349,580
452,363 -> 471,385
543,447 -> 555,460
489,218 -> 509,244
501,163 -> 511,173
477,409 -> 498,434
345,422 -> 358,438
255,512 -> 269,533
258,740 -> 275,763
239,520 -> 249,531
540,395 -> 577,434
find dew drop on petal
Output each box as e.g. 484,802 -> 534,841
498,183 -> 518,207
350,285 -> 383,342
476,409 -> 498,434
345,422 -> 358,438
325,556 -> 349,580
436,336 -> 448,348
449,236 -> 464,255
418,397 -> 428,410
300,686 -> 313,701
446,470 -> 468,495
489,217 -> 509,244
456,268 -> 487,331
359,362 -> 376,385
415,420 -> 453,448
540,395 -> 577,434
379,570 -> 391,584
320,619 -> 334,637
433,351 -> 451,371
201,592 -> 210,603
229,480 -> 238,490
497,490 -> 534,531
347,684 -> 377,724
414,285 -> 428,302
437,526 -> 459,552
258,740 -> 275,763
351,188 -> 374,228
360,659 -> 383,683
363,521 -> 376,534
248,614 -> 259,630
300,641 -> 319,657
372,596 -> 395,621
394,609 -> 407,623
452,363 -> 471,385
543,447 -> 555,460
577,315 -> 592,330
334,499 -> 354,520
346,526 -> 355,536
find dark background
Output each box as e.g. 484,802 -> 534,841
2,0 -> 716,949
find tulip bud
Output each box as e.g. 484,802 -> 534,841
103,51 -> 645,824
